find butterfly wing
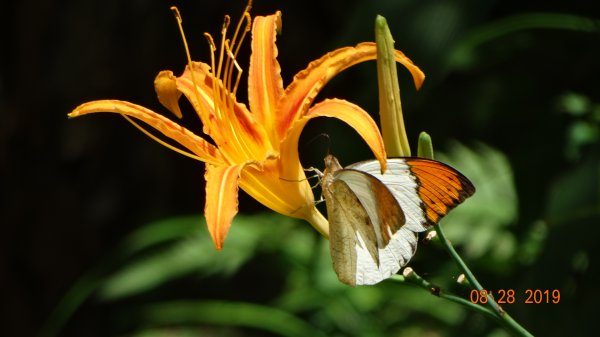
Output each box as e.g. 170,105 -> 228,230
324,177 -> 379,286
325,168 -> 417,286
323,155 -> 474,286
348,158 -> 475,230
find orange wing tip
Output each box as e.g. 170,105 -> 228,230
406,159 -> 475,225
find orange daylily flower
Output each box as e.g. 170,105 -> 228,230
68,2 -> 425,249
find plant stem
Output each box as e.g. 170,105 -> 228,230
433,222 -> 534,337
394,272 -> 499,321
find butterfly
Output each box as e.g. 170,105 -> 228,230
319,155 -> 475,286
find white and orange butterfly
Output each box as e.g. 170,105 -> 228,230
318,155 -> 475,286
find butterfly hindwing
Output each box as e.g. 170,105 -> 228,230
322,155 -> 416,286
334,169 -> 405,247
325,178 -> 379,286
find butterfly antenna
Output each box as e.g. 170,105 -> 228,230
304,133 -> 333,156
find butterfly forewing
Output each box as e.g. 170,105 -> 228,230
404,159 -> 475,224
348,158 -> 475,229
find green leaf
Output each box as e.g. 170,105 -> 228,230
99,213 -> 297,300
557,92 -> 591,117
545,157 -> 599,226
39,213 -> 299,337
436,142 -> 518,263
139,300 -> 328,337
449,12 -> 600,70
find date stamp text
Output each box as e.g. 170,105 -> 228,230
469,289 -> 561,304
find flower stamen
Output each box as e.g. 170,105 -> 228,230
170,7 -> 211,123
227,9 -> 252,96
171,7 -> 245,164
207,2 -> 260,162
204,32 -> 218,108
216,15 -> 230,93
119,113 -> 203,161
226,40 -> 244,96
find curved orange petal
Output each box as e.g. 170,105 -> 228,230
248,11 -> 284,143
154,70 -> 183,119
239,158 -> 314,218
204,163 -> 245,250
174,62 -> 223,142
69,100 -> 225,165
238,161 -> 329,237
277,42 -> 425,138
279,98 -> 387,182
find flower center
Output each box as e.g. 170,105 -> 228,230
171,2 -> 265,163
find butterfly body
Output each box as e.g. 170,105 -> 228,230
321,155 -> 474,286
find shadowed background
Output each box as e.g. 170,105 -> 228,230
2,0 -> 600,336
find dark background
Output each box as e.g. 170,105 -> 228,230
3,0 -> 600,336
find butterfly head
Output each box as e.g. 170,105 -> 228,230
323,154 -> 343,175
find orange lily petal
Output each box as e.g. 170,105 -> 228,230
174,62 -> 222,141
204,163 -> 245,250
68,100 -> 225,165
248,11 -> 284,143
238,161 -> 329,237
279,98 -> 387,182
154,70 -> 183,119
238,158 -> 314,218
277,42 -> 425,138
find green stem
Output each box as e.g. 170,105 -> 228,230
433,222 -> 492,309
438,292 -> 499,320
412,134 -> 532,336
434,222 -> 534,337
393,273 -> 499,321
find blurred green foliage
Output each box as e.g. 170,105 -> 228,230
40,212 -> 475,337
439,142 -> 519,265
40,141 -> 536,337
